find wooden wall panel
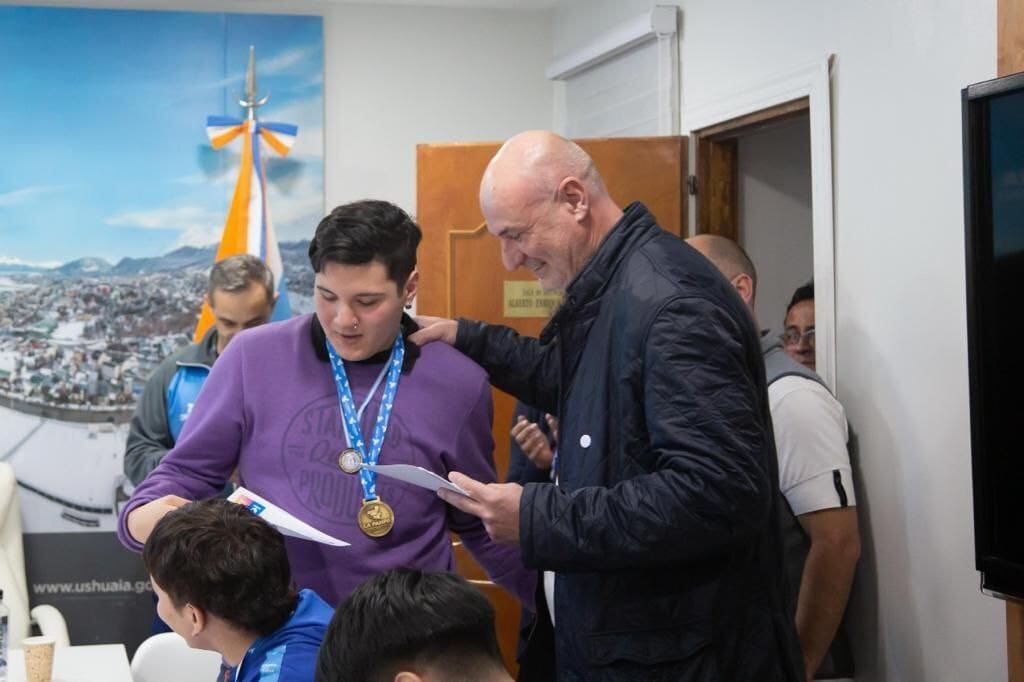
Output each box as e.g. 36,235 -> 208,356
1000,0 -> 1024,76
696,136 -> 738,239
416,142 -> 500,320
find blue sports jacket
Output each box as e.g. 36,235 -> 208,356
236,589 -> 333,682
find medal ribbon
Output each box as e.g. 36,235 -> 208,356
326,333 -> 404,502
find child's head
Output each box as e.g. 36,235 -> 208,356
142,498 -> 297,647
316,568 -> 511,682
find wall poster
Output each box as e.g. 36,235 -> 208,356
0,6 -> 324,653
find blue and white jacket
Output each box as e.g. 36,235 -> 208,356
124,329 -> 216,486
235,589 -> 333,682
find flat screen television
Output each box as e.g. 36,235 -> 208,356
963,70 -> 1024,601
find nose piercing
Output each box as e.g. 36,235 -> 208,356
352,321 -> 359,330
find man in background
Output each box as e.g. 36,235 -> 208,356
316,568 -> 512,682
144,498 -> 332,682
783,281 -> 816,371
689,235 -> 860,680
124,254 -> 275,486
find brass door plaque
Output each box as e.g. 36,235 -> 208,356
503,281 -> 562,318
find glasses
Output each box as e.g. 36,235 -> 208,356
781,327 -> 815,346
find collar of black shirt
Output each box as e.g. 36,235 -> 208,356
309,313 -> 419,373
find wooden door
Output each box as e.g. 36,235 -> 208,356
416,136 -> 687,673
692,97 -> 809,239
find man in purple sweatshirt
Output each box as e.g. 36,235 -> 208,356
118,200 -> 533,608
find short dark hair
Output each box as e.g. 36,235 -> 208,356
787,280 -> 815,315
308,200 -> 422,289
142,499 -> 297,636
208,254 -> 275,305
315,569 -> 505,682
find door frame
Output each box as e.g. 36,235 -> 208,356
685,57 -> 838,392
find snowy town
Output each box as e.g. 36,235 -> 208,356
0,241 -> 312,420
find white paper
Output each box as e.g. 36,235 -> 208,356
363,463 -> 470,497
228,487 -> 350,547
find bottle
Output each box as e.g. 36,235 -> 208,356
0,588 -> 8,681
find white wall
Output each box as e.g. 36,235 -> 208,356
737,115 -> 813,331
11,0 -> 555,217
555,1 -> 1001,681
828,5 -> 998,677
324,2 -> 554,213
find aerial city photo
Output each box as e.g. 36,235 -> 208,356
0,6 -> 324,534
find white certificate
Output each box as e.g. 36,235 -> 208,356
363,463 -> 471,497
228,487 -> 350,547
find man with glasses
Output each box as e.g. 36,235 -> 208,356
783,282 -> 817,371
689,236 -> 859,681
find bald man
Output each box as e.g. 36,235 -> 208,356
689,235 -> 860,681
413,131 -> 803,681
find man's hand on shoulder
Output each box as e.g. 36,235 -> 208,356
127,494 -> 191,544
409,316 -> 458,347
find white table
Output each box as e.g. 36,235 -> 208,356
7,644 -> 132,682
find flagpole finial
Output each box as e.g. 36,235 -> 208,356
239,45 -> 270,120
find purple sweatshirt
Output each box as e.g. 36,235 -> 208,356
118,315 -> 534,606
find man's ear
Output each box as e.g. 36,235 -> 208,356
394,672 -> 425,682
731,273 -> 755,307
558,177 -> 589,221
187,604 -> 207,637
403,270 -> 420,306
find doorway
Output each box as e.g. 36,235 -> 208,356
737,106 -> 815,331
741,112 -> 813,331
694,103 -> 815,335
688,57 -> 836,390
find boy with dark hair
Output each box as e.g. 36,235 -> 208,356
119,200 -> 532,611
316,568 -> 512,682
143,499 -> 332,681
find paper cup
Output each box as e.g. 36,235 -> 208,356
22,635 -> 55,682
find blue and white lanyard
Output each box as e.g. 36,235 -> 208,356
326,334 -> 404,502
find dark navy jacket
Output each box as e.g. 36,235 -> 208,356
457,203 -> 803,681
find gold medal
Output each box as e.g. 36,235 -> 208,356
358,498 -> 395,538
338,448 -> 362,474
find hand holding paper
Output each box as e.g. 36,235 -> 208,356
362,463 -> 470,497
228,487 -> 349,547
436,473 -> 522,545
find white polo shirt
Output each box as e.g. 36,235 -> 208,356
769,375 -> 856,514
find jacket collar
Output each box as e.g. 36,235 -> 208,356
542,202 -> 659,341
760,329 -> 782,356
310,313 -> 420,372
176,327 -> 219,368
